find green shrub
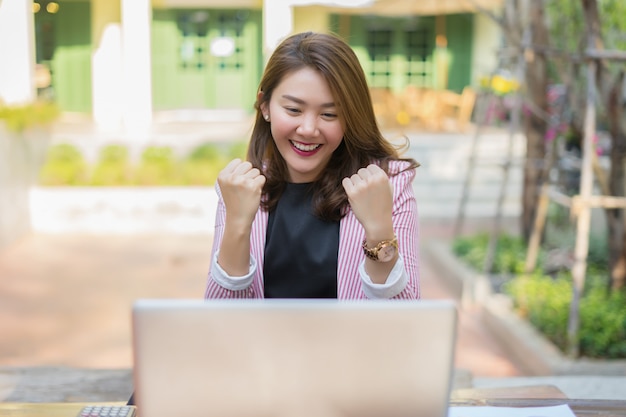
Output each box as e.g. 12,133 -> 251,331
181,142 -> 245,185
579,283 -> 626,358
452,232 -> 533,274
181,143 -> 223,185
90,144 -> 132,186
133,146 -> 181,186
454,232 -> 626,359
226,141 -> 248,160
504,273 -> 572,350
0,100 -> 60,132
188,142 -> 222,162
504,274 -> 626,359
39,144 -> 88,185
36,141 -> 248,186
180,160 -> 220,185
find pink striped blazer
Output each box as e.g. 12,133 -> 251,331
204,159 -> 420,300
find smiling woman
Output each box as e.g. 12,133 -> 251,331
261,67 -> 345,183
203,31 -> 421,301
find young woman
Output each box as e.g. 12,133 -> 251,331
205,31 -> 420,300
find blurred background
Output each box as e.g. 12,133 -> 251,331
1,0 -> 625,403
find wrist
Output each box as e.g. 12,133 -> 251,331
224,218 -> 253,238
363,222 -> 395,244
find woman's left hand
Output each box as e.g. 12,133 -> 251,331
341,164 -> 394,239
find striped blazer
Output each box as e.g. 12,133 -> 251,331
204,159 -> 420,300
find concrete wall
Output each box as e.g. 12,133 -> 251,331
0,123 -> 49,251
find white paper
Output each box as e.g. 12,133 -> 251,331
448,404 -> 577,417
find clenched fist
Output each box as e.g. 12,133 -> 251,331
341,164 -> 394,239
217,159 -> 266,229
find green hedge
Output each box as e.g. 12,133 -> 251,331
0,100 -> 60,132
39,142 -> 246,187
452,233 -> 626,359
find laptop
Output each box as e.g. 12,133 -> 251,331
131,298 -> 458,417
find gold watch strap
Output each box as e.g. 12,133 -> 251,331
362,236 -> 398,261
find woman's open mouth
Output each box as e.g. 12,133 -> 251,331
290,140 -> 322,156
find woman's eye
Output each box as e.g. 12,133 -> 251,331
322,113 -> 337,119
285,107 -> 301,114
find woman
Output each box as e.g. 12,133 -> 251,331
205,31 -> 420,300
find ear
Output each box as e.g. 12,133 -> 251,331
258,91 -> 268,115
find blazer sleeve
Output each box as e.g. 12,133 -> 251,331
204,182 -> 258,299
386,160 -> 420,299
338,160 -> 420,300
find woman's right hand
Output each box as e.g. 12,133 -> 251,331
217,159 -> 266,229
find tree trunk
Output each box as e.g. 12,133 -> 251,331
606,71 -> 626,290
521,0 -> 550,241
581,0 -> 626,291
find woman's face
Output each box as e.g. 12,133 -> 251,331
261,67 -> 345,183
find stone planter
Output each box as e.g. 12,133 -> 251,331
0,123 -> 51,251
29,186 -> 217,235
423,240 -> 626,376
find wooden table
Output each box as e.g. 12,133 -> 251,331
1,386 -> 625,417
0,402 -> 123,416
449,385 -> 626,416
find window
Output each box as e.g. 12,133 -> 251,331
366,29 -> 393,88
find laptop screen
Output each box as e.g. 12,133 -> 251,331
131,299 -> 458,417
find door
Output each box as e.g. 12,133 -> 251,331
151,8 -> 261,111
34,0 -> 92,113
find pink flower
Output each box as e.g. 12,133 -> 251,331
545,128 -> 557,141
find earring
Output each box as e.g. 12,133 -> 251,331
264,114 -> 270,122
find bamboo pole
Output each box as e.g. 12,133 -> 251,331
524,88 -> 566,273
567,55 -> 596,358
548,188 -> 573,207
453,90 -> 494,238
482,29 -> 529,275
524,185 -> 550,273
585,49 -> 626,61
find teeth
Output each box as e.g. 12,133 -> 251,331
292,141 -> 321,152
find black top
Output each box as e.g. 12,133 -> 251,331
264,183 -> 339,298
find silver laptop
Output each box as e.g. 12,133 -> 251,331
131,299 -> 458,417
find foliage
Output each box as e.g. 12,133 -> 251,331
133,146 -> 181,186
546,0 -> 626,52
544,0 -> 626,144
182,143 -> 233,185
226,140 -> 248,160
578,281 -> 626,358
451,232 -> 536,275
38,141 -> 245,186
506,274 -> 626,359
504,273 -> 572,350
452,232 -> 626,359
90,145 -> 132,186
0,100 -> 60,133
39,143 -> 88,185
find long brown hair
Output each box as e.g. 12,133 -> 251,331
247,31 -> 419,222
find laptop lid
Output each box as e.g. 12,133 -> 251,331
131,299 -> 458,417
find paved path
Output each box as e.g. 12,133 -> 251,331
0,218 -> 524,378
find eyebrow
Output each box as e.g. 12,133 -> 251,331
282,94 -> 336,108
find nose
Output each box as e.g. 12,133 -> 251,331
296,113 -> 319,138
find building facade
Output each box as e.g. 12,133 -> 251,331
0,0 -> 502,130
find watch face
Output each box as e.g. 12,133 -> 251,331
378,244 -> 397,262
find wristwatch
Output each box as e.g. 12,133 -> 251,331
362,236 -> 398,262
